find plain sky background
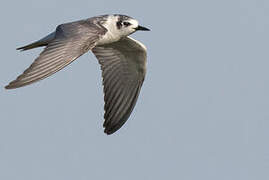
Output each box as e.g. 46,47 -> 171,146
0,0 -> 269,179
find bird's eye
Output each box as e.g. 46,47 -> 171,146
123,22 -> 131,26
116,21 -> 122,29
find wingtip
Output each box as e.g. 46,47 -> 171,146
103,121 -> 115,135
5,81 -> 20,89
103,125 -> 121,135
5,85 -> 11,89
5,84 -> 14,90
104,128 -> 113,135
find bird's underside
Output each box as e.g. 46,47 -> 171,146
5,18 -> 147,134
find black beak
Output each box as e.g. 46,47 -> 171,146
135,25 -> 150,31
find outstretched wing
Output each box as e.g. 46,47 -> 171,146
92,37 -> 147,134
6,20 -> 106,89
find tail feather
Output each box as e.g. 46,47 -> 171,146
17,41 -> 48,51
17,31 -> 56,51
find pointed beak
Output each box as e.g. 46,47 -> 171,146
135,25 -> 150,31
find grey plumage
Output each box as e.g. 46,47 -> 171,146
92,37 -> 146,134
6,14 -> 149,134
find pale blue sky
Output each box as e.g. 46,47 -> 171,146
1,0 -> 269,179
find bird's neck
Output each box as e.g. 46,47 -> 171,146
97,16 -> 122,45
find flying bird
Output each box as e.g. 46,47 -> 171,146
5,14 -> 150,135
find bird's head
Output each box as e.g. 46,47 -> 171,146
113,15 -> 150,37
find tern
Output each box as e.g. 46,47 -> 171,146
5,14 -> 150,135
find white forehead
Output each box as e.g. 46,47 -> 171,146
128,19 -> 139,27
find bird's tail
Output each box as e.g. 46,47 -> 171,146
17,31 -> 56,51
